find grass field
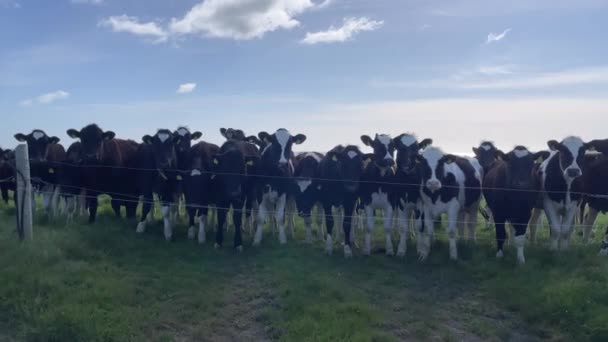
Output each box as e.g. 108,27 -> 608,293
0,196 -> 607,342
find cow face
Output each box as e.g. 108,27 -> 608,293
473,141 -> 499,172
0,148 -> 14,166
361,134 -> 395,168
173,127 -> 202,155
499,146 -> 549,190
66,142 -> 83,164
258,129 -> 306,171
324,146 -> 370,192
394,134 -> 432,174
142,129 -> 179,169
14,130 -> 60,164
547,136 -> 589,181
294,153 -> 321,192
418,147 -> 456,193
212,150 -> 258,199
220,128 -> 246,141
67,124 -> 115,162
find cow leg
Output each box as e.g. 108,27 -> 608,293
161,203 -> 172,241
467,203 -> 479,243
253,199 -> 268,246
41,184 -> 54,219
215,204 -> 228,248
207,207 -> 216,232
323,203 -> 334,254
512,222 -> 527,265
187,206 -> 197,240
599,226 -> 608,256
583,207 -> 599,244
542,201 -> 562,250
447,204 -> 460,260
1,186 -> 8,204
494,216 -> 507,258
233,204 -> 244,251
78,191 -> 87,217
334,207 -> 344,243
560,207 -> 578,250
528,208 -> 543,243
343,201 -> 356,258
315,205 -> 325,242
137,193 -> 153,234
286,197 -> 296,239
383,205 -> 394,256
88,196 -> 98,223
50,186 -> 60,219
111,198 -> 122,218
276,194 -> 287,245
303,210 -> 313,244
457,210 -> 466,240
364,205 -> 375,256
417,208 -> 433,261
65,196 -> 76,224
397,207 -> 410,257
198,207 -> 208,244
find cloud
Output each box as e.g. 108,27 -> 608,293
476,65 -> 514,76
301,17 -> 383,45
99,15 -> 168,43
70,0 -> 103,4
20,90 -> 70,106
486,28 -> 511,44
177,83 -> 197,94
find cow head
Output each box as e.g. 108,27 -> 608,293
66,124 -> 115,162
587,139 -> 608,155
14,130 -> 60,164
212,148 -> 259,199
324,146 -> 371,193
173,127 -> 202,155
294,153 -> 321,192
220,128 -> 247,141
142,129 -> 179,169
547,136 -> 590,181
66,142 -> 83,164
258,129 -> 306,172
393,134 -> 432,174
418,146 -> 457,193
0,148 -> 14,166
361,134 -> 395,168
473,141 -> 499,172
498,146 -> 549,190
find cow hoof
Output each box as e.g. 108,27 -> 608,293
397,248 -> 406,257
187,227 -> 196,240
417,251 -> 428,262
136,222 -> 146,234
598,248 -> 608,256
252,239 -> 261,247
496,250 -> 504,259
214,243 -> 221,250
344,245 -> 353,258
517,255 -> 526,265
236,246 -> 244,253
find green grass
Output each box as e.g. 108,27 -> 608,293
0,196 -> 607,341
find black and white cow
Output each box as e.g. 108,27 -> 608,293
66,124 -> 140,223
211,140 -> 260,250
135,129 -> 182,240
579,141 -> 608,244
473,141 -> 501,229
0,147 -> 15,204
359,134 -> 398,256
319,145 -> 371,257
538,136 -> 591,250
483,146 -> 549,264
392,134 -> 432,257
417,146 -> 482,260
253,129 -> 306,246
14,130 -> 66,217
293,152 -> 324,244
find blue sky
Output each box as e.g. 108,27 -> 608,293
1,0 -> 608,154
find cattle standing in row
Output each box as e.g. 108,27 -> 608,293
14,130 -> 66,218
135,129 -> 182,240
67,124 -> 139,223
483,146 -> 549,264
0,148 -> 14,204
253,129 -> 306,246
292,152 -> 324,243
319,145 -> 370,256
359,134 -> 398,256
211,140 -> 260,250
393,134 -> 432,257
417,147 -> 482,260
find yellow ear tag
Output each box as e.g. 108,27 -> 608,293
332,155 -> 338,162
247,160 -> 254,166
48,168 -> 55,174
176,175 -> 182,181
213,159 -> 219,165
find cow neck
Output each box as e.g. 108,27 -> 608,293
371,161 -> 393,178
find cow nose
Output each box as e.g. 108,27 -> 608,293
567,168 -> 581,178
426,179 -> 441,192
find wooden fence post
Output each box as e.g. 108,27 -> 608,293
15,144 -> 33,241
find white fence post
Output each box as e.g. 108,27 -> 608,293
15,144 -> 33,241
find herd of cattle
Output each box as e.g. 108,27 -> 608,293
1,124 -> 608,263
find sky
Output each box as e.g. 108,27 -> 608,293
1,0 -> 608,155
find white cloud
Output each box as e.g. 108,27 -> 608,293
71,0 -> 103,5
177,83 -> 197,94
486,28 -> 511,44
476,65 -> 514,76
20,90 -> 70,106
301,17 -> 383,45
99,15 -> 168,43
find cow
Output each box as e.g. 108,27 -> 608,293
0,147 -> 15,204
220,128 -> 265,150
14,130 -> 66,218
253,128 -> 306,246
184,140 -> 220,244
417,146 -> 482,260
210,140 -> 260,251
359,134 -> 398,256
579,144 -> 608,243
473,141 -> 501,230
59,142 -> 87,223
319,145 -> 371,257
537,136 -> 591,250
392,134 -> 432,257
66,124 -> 140,223
292,152 -> 324,244
483,146 -> 549,264
135,129 -> 182,240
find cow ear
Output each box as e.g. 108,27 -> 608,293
142,135 -> 153,144
103,131 -> 116,141
49,136 -> 60,144
533,151 -> 550,161
191,131 -> 202,141
547,140 -> 560,151
496,150 -> 508,161
472,147 -> 480,156
363,153 -> 374,162
246,136 -> 263,147
293,134 -> 307,145
258,132 -> 271,144
361,135 -> 373,146
67,129 -> 80,139
220,128 -> 228,138
14,133 -> 27,142
443,154 -> 457,164
419,138 -> 433,149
